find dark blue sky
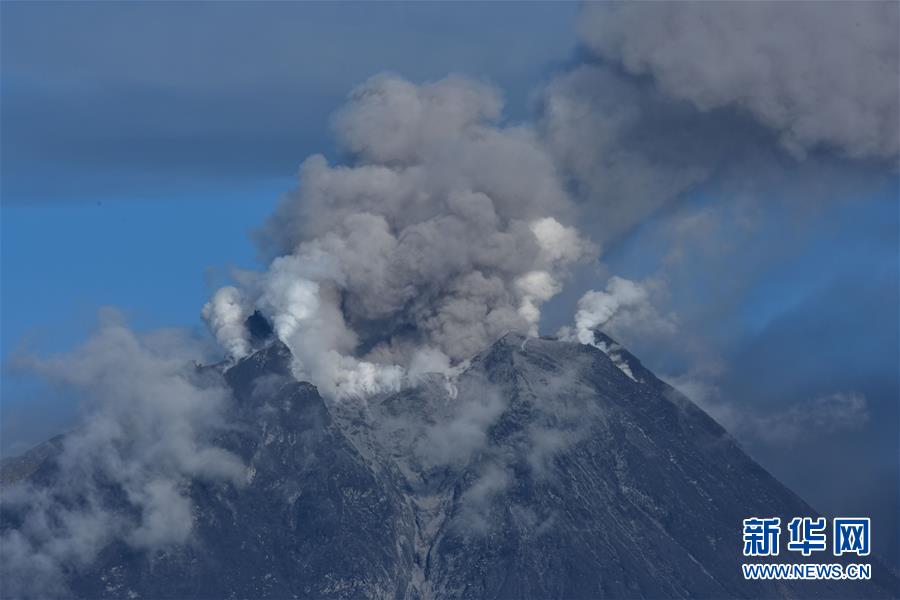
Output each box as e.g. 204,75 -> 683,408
2,1 -> 897,565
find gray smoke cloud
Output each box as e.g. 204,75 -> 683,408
538,63 -> 715,242
206,74 -> 593,398
203,3 -> 898,401
547,2 -> 898,406
579,1 -> 899,161
538,2 -> 899,244
1,311 -> 244,597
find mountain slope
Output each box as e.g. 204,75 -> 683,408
2,333 -> 897,599
408,334 -> 892,598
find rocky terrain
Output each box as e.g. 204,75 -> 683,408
2,330 -> 898,599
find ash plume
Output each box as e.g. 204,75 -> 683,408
579,1 -> 900,161
546,1 -> 898,403
205,75 -> 593,398
202,4 -> 898,400
538,1 -> 899,244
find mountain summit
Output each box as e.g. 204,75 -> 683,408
2,332 -> 898,599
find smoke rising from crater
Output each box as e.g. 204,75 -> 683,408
205,0 -> 899,398
205,75 -> 593,397
203,3 -> 899,399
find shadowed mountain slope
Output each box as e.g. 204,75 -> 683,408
2,333 -> 897,599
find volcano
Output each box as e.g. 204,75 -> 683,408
2,331 -> 898,599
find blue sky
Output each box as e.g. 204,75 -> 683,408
1,0 -> 579,449
1,1 -> 897,564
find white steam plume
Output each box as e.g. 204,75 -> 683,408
572,276 -> 651,346
202,286 -> 251,360
562,277 -> 677,381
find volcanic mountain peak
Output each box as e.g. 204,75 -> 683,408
2,331 -> 898,599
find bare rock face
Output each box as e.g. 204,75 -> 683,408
3,333 -> 898,599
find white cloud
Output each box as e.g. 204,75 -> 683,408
1,313 -> 244,597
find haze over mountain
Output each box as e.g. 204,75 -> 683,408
2,323 -> 897,599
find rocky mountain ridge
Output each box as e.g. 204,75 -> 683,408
2,332 -> 898,599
